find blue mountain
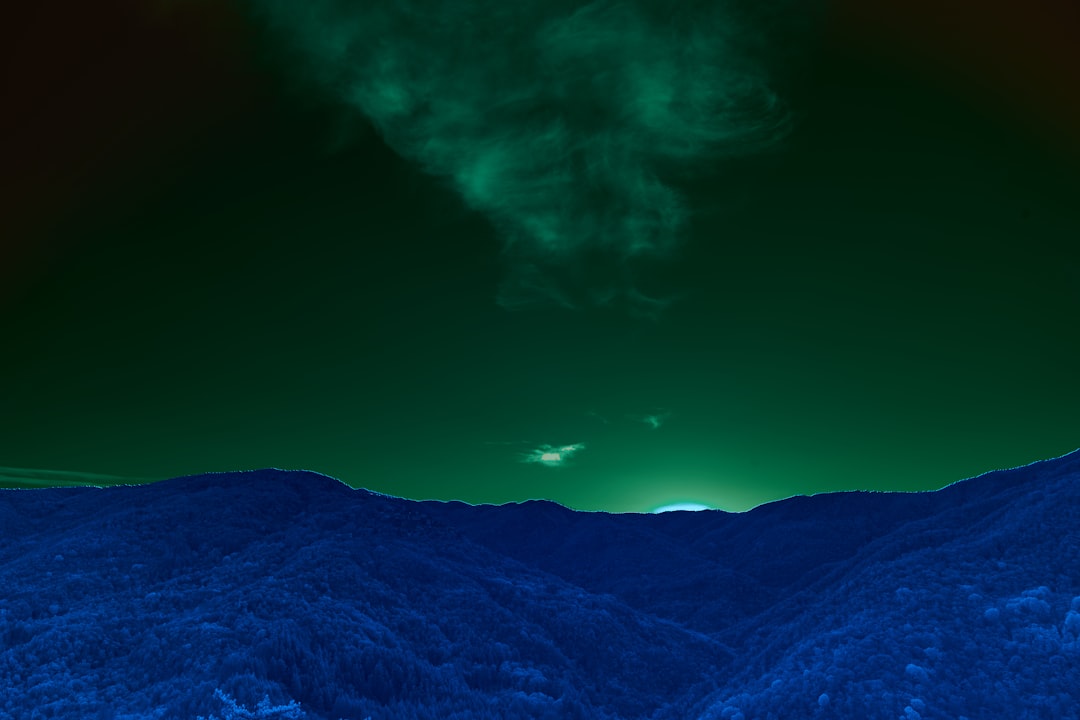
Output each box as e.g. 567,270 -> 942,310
1,450 -> 1077,719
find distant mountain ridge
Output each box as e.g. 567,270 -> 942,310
0,450 -> 1077,719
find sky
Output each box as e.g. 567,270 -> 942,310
2,0 -> 1078,512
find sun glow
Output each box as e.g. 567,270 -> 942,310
651,502 -> 712,513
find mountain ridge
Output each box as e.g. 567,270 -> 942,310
0,450 -> 1077,718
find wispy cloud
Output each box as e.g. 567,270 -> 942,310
630,410 -> 672,430
0,467 -> 160,489
519,443 -> 586,467
585,410 -> 610,424
252,0 -> 791,312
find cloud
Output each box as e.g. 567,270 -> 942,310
520,443 -> 586,467
0,467 -> 159,488
631,410 -> 672,429
250,0 -> 792,312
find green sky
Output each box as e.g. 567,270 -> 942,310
2,0 -> 1078,511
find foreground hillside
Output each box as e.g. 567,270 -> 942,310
1,450 -> 1078,719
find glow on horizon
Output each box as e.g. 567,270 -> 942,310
651,502 -> 713,513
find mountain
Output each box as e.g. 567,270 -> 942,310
0,451 -> 1078,719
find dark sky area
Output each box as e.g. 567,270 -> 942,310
2,0 -> 1078,511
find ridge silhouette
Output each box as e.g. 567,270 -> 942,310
1,450 -> 1077,718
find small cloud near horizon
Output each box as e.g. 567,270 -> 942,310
631,410 -> 672,430
584,410 -> 610,424
520,443 -> 586,468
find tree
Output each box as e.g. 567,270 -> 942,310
196,689 -> 306,720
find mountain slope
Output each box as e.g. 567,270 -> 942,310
1,450 -> 1078,719
0,470 -> 727,720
